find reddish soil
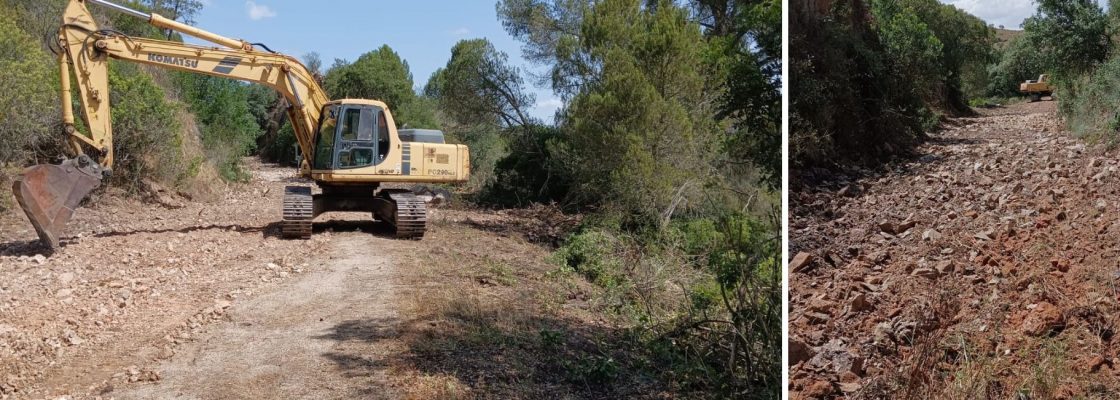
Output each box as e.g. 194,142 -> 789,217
790,101 -> 1120,399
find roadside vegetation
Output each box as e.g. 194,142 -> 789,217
0,0 -> 778,396
793,0 -> 1120,171
791,0 -> 993,170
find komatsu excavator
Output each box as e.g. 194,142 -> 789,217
13,0 -> 470,249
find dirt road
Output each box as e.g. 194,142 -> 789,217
1,161 -> 337,399
2,159 -> 620,399
791,101 -> 1120,399
118,234 -> 403,399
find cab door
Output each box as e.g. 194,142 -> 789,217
335,106 -> 390,169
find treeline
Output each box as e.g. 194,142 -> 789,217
790,0 -> 993,170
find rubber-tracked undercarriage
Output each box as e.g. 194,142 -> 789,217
281,186 -> 427,240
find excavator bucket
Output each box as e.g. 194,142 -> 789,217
12,156 -> 104,249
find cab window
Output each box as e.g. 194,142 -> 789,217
337,107 -> 380,169
377,110 -> 389,160
340,108 -> 363,141
312,106 -> 338,170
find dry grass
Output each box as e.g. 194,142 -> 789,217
859,279 -> 1117,400
377,213 -> 668,399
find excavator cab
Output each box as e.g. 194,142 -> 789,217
313,103 -> 392,170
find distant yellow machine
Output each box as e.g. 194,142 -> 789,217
13,0 -> 470,248
1019,74 -> 1053,102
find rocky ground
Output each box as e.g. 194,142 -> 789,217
790,101 -> 1120,399
0,160 -> 621,399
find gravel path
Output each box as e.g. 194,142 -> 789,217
790,101 -> 1120,399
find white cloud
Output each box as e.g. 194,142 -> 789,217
450,27 -> 471,36
534,98 -> 564,110
246,1 -> 277,21
942,0 -> 1108,29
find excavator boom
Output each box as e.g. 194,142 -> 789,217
17,0 -> 326,248
15,0 -> 469,249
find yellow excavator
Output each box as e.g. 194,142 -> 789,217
13,0 -> 470,249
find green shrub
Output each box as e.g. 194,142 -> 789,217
791,2 -> 929,168
106,61 -> 182,190
553,229 -> 625,288
481,125 -> 569,206
173,73 -> 261,181
1059,57 -> 1120,143
0,6 -> 57,166
261,120 -> 299,166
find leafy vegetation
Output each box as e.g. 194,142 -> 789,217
0,4 -> 58,167
791,0 -> 994,170
471,0 -> 781,396
173,73 -> 264,180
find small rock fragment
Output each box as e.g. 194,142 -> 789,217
791,252 -> 815,273
1022,302 -> 1065,336
922,229 -> 941,242
850,293 -> 872,312
789,339 -> 814,366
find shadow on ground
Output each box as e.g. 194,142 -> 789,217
0,239 -> 53,257
314,298 -> 664,399
0,219 -> 401,256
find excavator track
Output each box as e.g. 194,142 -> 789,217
282,186 -> 313,239
383,191 -> 427,240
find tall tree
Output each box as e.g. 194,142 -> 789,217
426,39 -> 535,128
1023,0 -> 1110,78
697,0 -> 782,189
562,0 -> 719,226
497,0 -> 592,98
324,46 -> 414,111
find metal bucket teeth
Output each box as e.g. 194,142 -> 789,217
12,157 -> 104,249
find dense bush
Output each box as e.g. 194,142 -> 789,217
105,62 -> 183,190
261,121 -> 299,166
791,0 -> 993,170
482,125 -> 570,207
791,0 -> 931,168
173,73 -> 261,181
1022,0 -> 1110,79
0,6 -> 58,166
1057,57 -> 1120,141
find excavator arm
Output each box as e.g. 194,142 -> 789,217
58,0 -> 328,168
15,0 -> 329,248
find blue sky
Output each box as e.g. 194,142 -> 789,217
183,0 -> 562,123
941,0 -> 1109,29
